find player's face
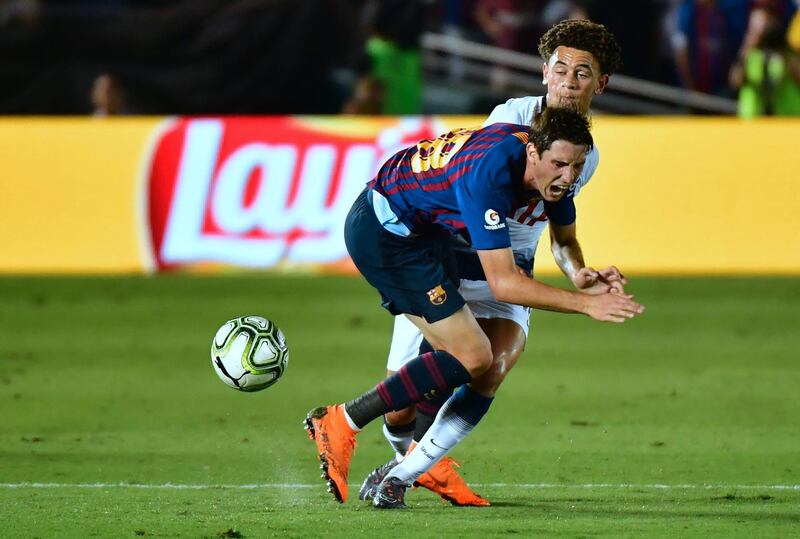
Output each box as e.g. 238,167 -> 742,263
542,46 -> 608,115
525,140 -> 587,202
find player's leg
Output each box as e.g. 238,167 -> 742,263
382,382 -> 416,457
357,391 -> 415,502
363,314 -> 465,501
308,306 -> 491,503
384,319 -> 455,452
375,311 -> 528,508
306,190 -> 492,503
362,317 -> 460,501
381,315 -> 424,457
407,282 -> 526,442
343,305 -> 492,431
469,316 -> 527,396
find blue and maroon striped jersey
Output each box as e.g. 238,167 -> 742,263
368,123 -> 532,250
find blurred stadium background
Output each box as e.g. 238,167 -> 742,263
1,1 -> 799,537
2,0 -> 800,275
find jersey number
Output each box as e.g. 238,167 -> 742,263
410,128 -> 474,173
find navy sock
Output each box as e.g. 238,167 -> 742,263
346,350 -> 471,429
418,338 -> 434,355
448,385 -> 494,427
414,385 -> 453,441
383,415 -> 416,435
376,350 -> 471,412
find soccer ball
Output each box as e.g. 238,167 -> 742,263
210,316 -> 289,392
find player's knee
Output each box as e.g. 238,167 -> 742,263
384,407 -> 415,426
470,358 -> 509,396
458,345 -> 493,378
470,345 -> 523,396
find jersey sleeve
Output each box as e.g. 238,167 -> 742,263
454,146 -> 516,251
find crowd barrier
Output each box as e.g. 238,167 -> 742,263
1,115 -> 799,275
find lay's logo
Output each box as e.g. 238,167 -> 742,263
144,117 -> 440,270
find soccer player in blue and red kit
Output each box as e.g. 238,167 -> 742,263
304,107 -> 644,505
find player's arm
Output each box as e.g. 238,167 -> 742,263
460,140 -> 638,321
544,179 -> 627,294
477,247 -> 641,323
549,222 -> 585,285
549,222 -> 627,294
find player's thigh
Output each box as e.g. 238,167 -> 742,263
404,305 -> 492,373
479,317 -> 526,371
463,289 -> 529,372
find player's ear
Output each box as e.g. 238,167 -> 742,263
595,74 -> 609,95
526,142 -> 539,162
542,62 -> 549,85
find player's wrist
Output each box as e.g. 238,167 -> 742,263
569,266 -> 586,288
566,288 -> 592,314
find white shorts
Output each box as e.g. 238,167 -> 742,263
385,279 -> 531,371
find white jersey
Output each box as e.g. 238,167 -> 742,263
386,96 -> 601,371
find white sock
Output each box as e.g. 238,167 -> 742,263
382,423 -> 413,462
341,406 -> 361,432
387,396 -> 475,484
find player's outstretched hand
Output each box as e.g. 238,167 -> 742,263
573,267 -> 600,290
574,266 -> 628,295
585,292 -> 644,323
598,266 -> 627,293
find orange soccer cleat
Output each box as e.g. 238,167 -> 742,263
413,446 -> 491,506
304,404 -> 357,503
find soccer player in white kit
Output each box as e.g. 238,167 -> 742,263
359,20 -> 631,508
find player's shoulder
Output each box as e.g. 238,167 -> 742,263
478,121 -> 529,139
460,124 -> 529,193
483,96 -> 545,127
473,122 -> 530,160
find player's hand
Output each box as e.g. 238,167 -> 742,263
579,278 -> 612,295
573,266 -> 614,295
575,266 -> 628,295
572,266 -> 601,290
597,266 -> 627,294
584,292 -> 644,323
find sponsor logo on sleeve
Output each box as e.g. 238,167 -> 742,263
483,209 -> 506,230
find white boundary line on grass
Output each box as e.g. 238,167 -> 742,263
1,482 -> 799,491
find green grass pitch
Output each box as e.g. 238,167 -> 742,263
1,274 -> 798,538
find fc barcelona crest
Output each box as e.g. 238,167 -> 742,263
427,284 -> 447,305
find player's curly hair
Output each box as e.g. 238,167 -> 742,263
528,107 -> 593,156
538,19 -> 622,75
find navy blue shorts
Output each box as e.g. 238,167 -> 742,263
344,189 -> 465,323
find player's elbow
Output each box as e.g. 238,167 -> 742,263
487,277 -> 516,304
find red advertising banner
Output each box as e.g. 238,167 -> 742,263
146,116 -> 455,270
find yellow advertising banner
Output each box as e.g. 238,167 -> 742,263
550,117 -> 800,274
0,117 -> 162,274
0,116 -> 798,275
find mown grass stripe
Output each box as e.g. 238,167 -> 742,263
1,482 -> 798,491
